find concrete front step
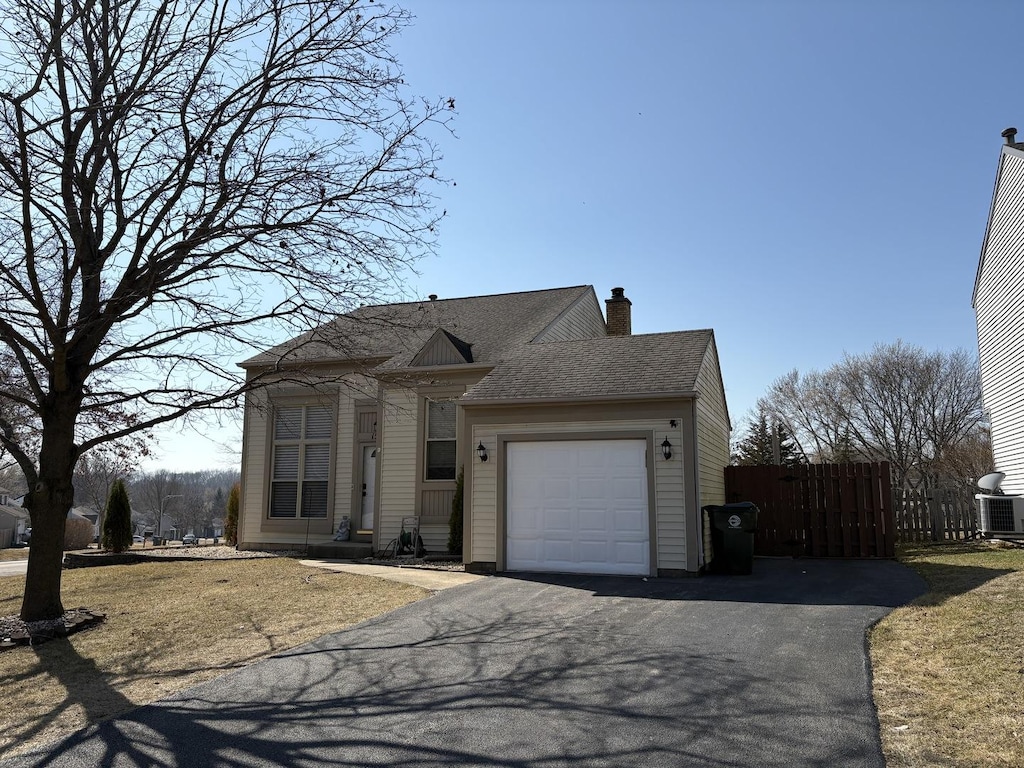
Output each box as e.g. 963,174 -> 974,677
305,541 -> 374,559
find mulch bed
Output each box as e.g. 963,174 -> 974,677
0,608 -> 106,651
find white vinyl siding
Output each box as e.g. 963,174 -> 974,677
976,150 -> 1024,495
470,418 -> 686,570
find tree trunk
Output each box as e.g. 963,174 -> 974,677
20,409 -> 78,622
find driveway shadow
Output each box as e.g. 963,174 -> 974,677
3,559 -> 925,768
502,557 -> 927,608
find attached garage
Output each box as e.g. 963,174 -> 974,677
459,328 -> 731,577
506,439 -> 651,576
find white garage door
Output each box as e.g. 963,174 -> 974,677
506,440 -> 650,576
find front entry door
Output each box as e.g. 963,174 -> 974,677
360,446 -> 377,531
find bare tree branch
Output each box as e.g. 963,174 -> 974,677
0,0 -> 451,621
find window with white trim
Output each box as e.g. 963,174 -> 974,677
270,404 -> 332,518
424,399 -> 457,480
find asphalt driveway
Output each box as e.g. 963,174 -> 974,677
3,558 -> 924,768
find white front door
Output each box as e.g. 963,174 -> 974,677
506,439 -> 650,576
361,446 -> 377,531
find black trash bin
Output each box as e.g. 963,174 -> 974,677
704,502 -> 759,574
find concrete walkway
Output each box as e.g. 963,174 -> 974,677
298,559 -> 484,590
0,559 -> 28,578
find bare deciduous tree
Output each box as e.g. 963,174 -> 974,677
0,0 -> 450,620
758,369 -> 854,463
73,433 -> 151,532
760,342 -> 985,488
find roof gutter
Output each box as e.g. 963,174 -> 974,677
459,390 -> 700,408
238,355 -> 390,371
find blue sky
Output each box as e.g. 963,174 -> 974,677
149,0 -> 1017,470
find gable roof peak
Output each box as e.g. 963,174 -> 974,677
410,328 -> 474,366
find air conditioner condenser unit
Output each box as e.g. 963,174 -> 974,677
975,494 -> 1024,537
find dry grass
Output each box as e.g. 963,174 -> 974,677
0,558 -> 428,759
871,541 -> 1024,768
0,548 -> 30,561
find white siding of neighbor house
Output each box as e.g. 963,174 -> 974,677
377,387 -> 419,549
469,419 -> 687,570
976,150 -> 1024,495
532,291 -> 607,342
694,343 -> 731,509
238,375 -> 374,547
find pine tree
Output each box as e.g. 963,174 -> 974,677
101,479 -> 133,553
734,409 -> 803,466
225,482 -> 240,547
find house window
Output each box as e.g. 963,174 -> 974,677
425,399 -> 457,480
270,404 -> 332,519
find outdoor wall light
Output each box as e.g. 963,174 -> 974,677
477,442 -> 488,462
661,438 -> 673,460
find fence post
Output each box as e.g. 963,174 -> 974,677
927,491 -> 943,542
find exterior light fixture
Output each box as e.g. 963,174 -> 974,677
661,438 -> 673,460
477,442 -> 488,462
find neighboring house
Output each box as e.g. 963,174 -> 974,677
73,506 -> 100,540
974,127 -> 1024,495
239,285 -> 731,576
0,485 -> 30,548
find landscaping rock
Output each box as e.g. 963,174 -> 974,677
0,608 -> 106,651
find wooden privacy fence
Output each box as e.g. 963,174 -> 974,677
894,486 -> 977,543
724,462 -> 895,558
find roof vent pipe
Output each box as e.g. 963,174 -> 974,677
1002,127 -> 1018,145
428,294 -> 438,301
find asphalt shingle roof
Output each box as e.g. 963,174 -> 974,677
241,285 -> 594,369
461,330 -> 714,401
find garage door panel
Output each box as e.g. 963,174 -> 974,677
514,480 -> 544,502
542,507 -> 573,533
578,540 -> 610,561
613,541 -> 648,565
607,443 -> 645,464
543,478 -> 572,500
577,478 -> 608,500
577,448 -> 609,469
508,539 -> 541,563
611,477 -> 646,499
578,507 -> 611,533
543,540 -> 574,562
614,509 -> 647,534
506,440 -> 650,576
510,504 -> 540,533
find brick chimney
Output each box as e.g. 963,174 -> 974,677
605,287 -> 632,336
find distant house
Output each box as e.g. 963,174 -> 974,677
0,485 -> 30,548
974,128 -> 1024,495
238,285 -> 731,577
